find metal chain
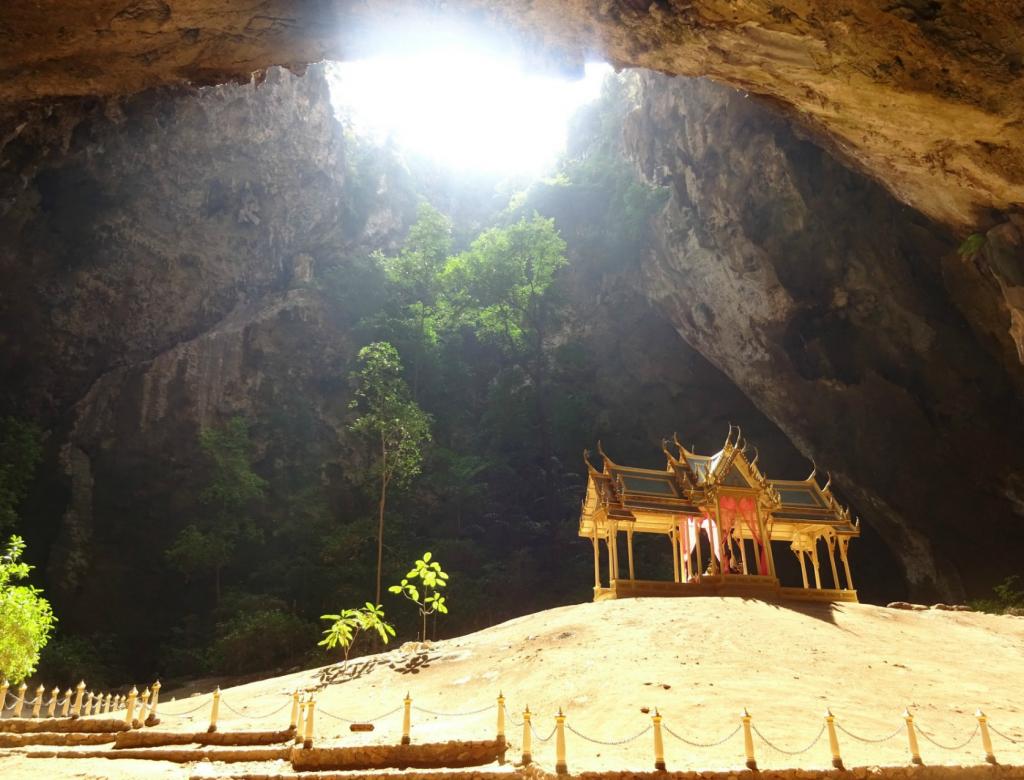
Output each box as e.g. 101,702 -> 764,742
220,698 -> 291,719
317,703 -> 404,723
663,722 -> 742,748
836,722 -> 904,744
915,723 -> 978,751
752,723 -> 826,756
159,699 -> 214,717
412,703 -> 495,717
989,724 -> 1020,744
530,721 -> 558,742
566,722 -> 651,746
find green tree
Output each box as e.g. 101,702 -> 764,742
389,552 -> 449,642
319,602 -> 395,668
442,215 -> 567,520
349,342 -> 432,604
167,417 -> 267,602
0,535 -> 56,682
0,418 -> 43,536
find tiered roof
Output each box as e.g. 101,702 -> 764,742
580,427 -> 859,537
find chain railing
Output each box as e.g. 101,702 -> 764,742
412,702 -> 495,717
663,722 -> 742,748
753,722 -> 826,756
3,677 -> 1022,774
836,721 -> 904,743
915,722 -> 979,751
317,702 -> 404,723
566,721 -> 651,746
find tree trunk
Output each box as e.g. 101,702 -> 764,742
376,433 -> 388,606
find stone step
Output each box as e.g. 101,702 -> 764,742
26,745 -> 291,763
190,771 -> 520,780
291,739 -> 508,772
114,727 -> 294,748
0,731 -> 116,747
0,717 -> 128,734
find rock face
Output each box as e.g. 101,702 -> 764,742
0,65 -> 414,640
621,72 -> 1024,599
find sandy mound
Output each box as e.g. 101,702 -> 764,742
4,598 -> 1024,778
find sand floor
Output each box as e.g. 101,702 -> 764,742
3,598 -> 1023,778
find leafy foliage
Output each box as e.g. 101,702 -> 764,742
389,552 -> 449,642
0,535 -> 56,682
166,417 -> 267,602
971,575 -> 1024,615
349,341 -> 432,603
442,215 -> 566,351
0,418 -> 43,536
209,608 -> 316,675
957,233 -> 987,259
319,602 -> 395,667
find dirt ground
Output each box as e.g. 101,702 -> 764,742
3,598 -> 1024,778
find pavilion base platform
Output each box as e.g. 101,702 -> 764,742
595,576 -> 858,604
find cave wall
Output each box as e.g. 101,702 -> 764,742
620,72 -> 1024,600
0,65 -> 417,654
2,64 -> 882,674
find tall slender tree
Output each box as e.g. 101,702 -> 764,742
349,342 -> 432,604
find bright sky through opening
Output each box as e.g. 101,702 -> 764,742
329,27 -> 612,176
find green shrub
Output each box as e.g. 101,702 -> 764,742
0,535 -> 55,682
971,574 -> 1024,615
209,609 -> 316,675
36,633 -> 117,688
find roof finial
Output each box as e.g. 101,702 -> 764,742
583,448 -> 599,474
661,438 -> 675,463
596,440 -> 614,469
807,461 -> 817,483
750,446 -> 759,469
672,432 -> 686,457
822,472 -> 832,493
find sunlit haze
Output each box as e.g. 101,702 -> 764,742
329,26 -> 612,176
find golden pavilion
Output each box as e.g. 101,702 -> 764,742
579,428 -> 860,603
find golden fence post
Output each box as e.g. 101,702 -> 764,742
825,708 -> 844,770
289,690 -> 301,731
497,691 -> 506,747
72,680 -> 85,719
47,686 -> 59,717
124,686 -> 137,727
0,680 -> 8,717
401,692 -> 411,745
303,697 -> 315,749
147,681 -> 161,726
85,691 -> 95,716
208,687 -> 220,733
135,687 -> 150,728
742,708 -> 757,771
32,684 -> 44,718
294,694 -> 306,746
61,688 -> 72,717
105,693 -> 113,714
903,708 -> 923,765
14,683 -> 27,717
976,709 -> 996,765
555,708 -> 568,776
521,706 -> 532,766
653,708 -> 666,771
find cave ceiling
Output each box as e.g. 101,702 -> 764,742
3,1 -> 1022,233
